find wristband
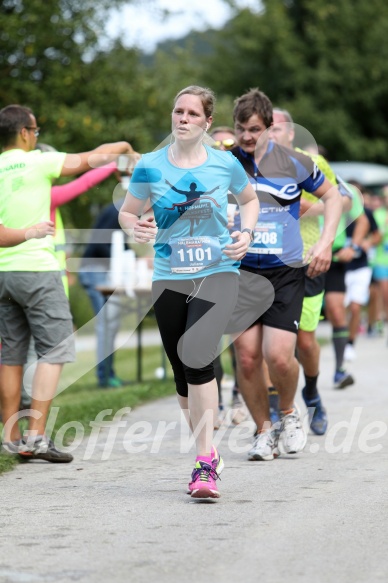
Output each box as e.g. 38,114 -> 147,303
349,243 -> 362,258
241,228 -> 254,242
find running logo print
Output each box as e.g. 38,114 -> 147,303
164,178 -> 220,235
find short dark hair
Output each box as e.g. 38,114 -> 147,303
233,88 -> 273,128
0,104 -> 33,147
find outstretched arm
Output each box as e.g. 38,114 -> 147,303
60,142 -> 136,177
204,186 -> 220,195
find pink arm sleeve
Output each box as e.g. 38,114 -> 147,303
50,164 -> 117,210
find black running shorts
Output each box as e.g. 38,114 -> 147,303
227,264 -> 305,335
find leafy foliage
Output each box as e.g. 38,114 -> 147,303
200,0 -> 388,162
1,0 -> 388,229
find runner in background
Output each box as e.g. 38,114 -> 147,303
365,193 -> 385,336
228,89 -> 342,461
344,182 -> 382,362
321,177 -> 369,388
269,108 -> 355,431
371,186 -> 388,331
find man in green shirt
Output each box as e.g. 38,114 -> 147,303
0,104 -> 135,462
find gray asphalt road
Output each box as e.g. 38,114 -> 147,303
1,324 -> 388,583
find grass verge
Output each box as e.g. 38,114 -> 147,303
0,344 -> 175,475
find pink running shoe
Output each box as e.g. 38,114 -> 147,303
187,446 -> 224,494
190,461 -> 220,499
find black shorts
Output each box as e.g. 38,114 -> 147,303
325,260 -> 346,294
304,266 -> 326,297
152,272 -> 239,397
227,265 -> 305,335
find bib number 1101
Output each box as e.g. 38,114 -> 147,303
169,235 -> 222,273
177,247 -> 213,263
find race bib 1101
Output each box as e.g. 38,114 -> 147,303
169,236 -> 222,273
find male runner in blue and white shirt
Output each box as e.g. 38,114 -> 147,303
228,88 -> 343,460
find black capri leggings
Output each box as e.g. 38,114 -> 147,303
152,272 -> 239,398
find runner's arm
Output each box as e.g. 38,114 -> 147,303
304,177 -> 342,277
225,183 -> 259,260
361,228 -> 382,252
300,186 -> 351,217
235,182 -> 260,233
334,212 -> 370,263
119,194 -> 156,243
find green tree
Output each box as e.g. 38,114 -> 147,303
0,0 -> 144,228
199,0 -> 388,163
287,0 -> 388,161
0,0 -> 128,106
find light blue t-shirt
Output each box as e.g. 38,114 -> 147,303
130,145 -> 249,280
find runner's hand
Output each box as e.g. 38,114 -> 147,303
305,241 -> 332,278
133,216 -> 157,243
333,246 -> 356,263
224,230 -> 251,260
126,153 -> 142,176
